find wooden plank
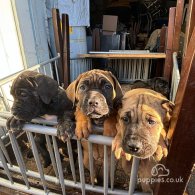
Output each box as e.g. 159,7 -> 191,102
156,27 -> 195,195
155,26 -> 167,76
163,7 -> 176,81
183,0 -> 195,57
78,53 -> 166,59
62,14 -> 70,88
52,8 -> 63,84
172,0 -> 185,52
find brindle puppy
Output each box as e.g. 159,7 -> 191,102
131,77 -> 170,98
112,88 -> 174,192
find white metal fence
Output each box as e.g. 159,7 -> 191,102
170,52 -> 181,102
0,53 -> 180,195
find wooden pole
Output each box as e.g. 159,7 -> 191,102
172,0 -> 184,52
52,8 -> 64,85
62,14 -> 70,89
183,0 -> 195,57
163,7 -> 176,81
155,26 -> 167,77
156,27 -> 195,195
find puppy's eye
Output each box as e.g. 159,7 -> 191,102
79,85 -> 86,91
20,92 -> 27,97
158,83 -> 164,87
147,118 -> 156,125
122,116 -> 129,123
104,84 -> 112,89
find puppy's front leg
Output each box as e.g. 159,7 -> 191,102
153,133 -> 168,162
6,116 -> 25,131
75,107 -> 92,139
57,110 -> 76,142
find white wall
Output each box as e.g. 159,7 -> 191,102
0,0 -> 24,79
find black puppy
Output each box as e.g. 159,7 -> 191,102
6,70 -> 75,167
131,77 -> 170,98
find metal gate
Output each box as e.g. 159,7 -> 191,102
0,53 -> 180,195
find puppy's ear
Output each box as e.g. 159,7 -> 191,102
35,75 -> 58,104
66,73 -> 83,104
161,100 -> 174,128
108,72 -> 123,107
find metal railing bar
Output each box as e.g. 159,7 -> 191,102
43,66 -> 47,75
52,136 -> 66,195
0,87 -> 11,111
8,131 -> 30,188
103,145 -> 108,195
0,112 -> 58,126
45,134 -> 59,178
54,60 -> 60,85
171,52 -> 180,102
0,162 -> 150,195
0,178 -> 58,195
110,150 -> 115,191
88,141 -> 94,186
66,138 -> 77,183
0,138 -> 12,166
11,131 -> 27,170
128,158 -> 140,195
0,54 -> 60,86
0,148 -> 14,183
77,140 -> 86,195
0,131 -> 9,140
27,132 -> 47,193
49,64 -> 54,79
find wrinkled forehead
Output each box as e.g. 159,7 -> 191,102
78,72 -> 114,87
120,93 -> 164,118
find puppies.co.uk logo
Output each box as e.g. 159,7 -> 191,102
151,164 -> 170,177
138,164 -> 183,184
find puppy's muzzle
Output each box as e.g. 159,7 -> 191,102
84,91 -> 109,118
123,134 -> 142,154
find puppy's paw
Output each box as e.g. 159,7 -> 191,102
154,144 -> 168,162
6,116 -> 25,131
57,120 -> 75,142
75,120 -> 92,139
112,135 -> 132,161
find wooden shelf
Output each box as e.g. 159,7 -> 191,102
78,52 -> 166,59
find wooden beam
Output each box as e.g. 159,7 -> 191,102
172,0 -> 184,52
52,8 -> 64,85
62,14 -> 70,89
156,26 -> 167,76
156,27 -> 195,195
183,0 -> 195,57
78,53 -> 166,59
163,7 -> 176,81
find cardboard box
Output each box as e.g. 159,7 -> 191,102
102,15 -> 118,35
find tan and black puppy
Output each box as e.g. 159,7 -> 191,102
65,69 -> 123,180
112,88 -> 174,192
66,69 -> 123,139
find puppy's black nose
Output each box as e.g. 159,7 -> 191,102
127,143 -> 140,153
88,99 -> 99,107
